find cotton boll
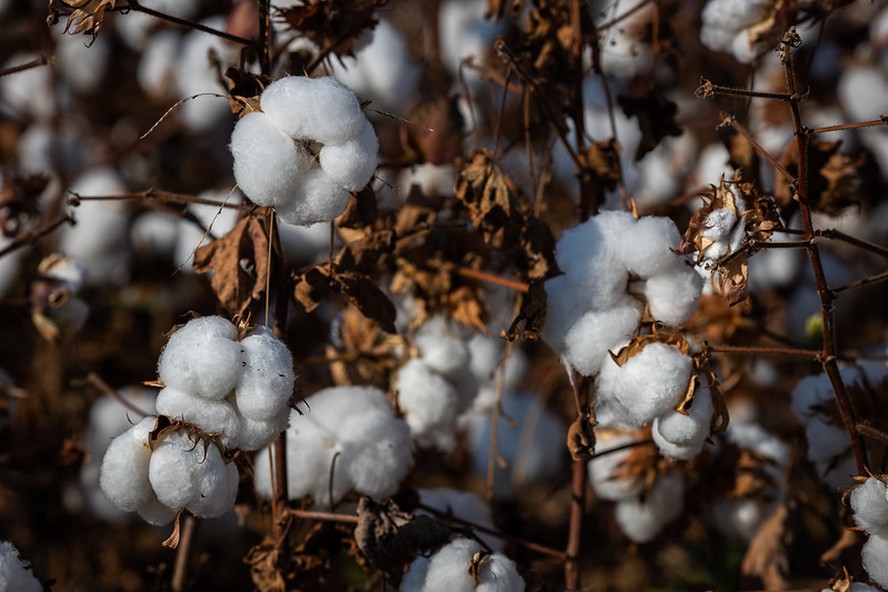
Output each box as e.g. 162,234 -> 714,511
0,540 -> 43,592
653,388 -> 714,460
397,359 -> 462,452
614,470 -> 684,543
136,496 -> 178,526
862,533 -> 888,589
339,407 -> 413,500
561,299 -> 641,376
157,316 -> 242,400
400,554 -> 430,592
138,30 -> 180,98
174,19 -> 234,131
804,417 -> 851,465
230,111 -> 312,209
235,326 -> 295,421
596,342 -> 693,428
275,165 -> 351,227
232,405 -> 289,452
838,65 -> 888,124
419,488 -> 503,551
261,76 -> 367,146
540,274 -> 587,352
404,538 -> 525,592
414,315 -> 471,382
643,263 -> 703,326
588,431 -> 644,501
0,53 -> 54,120
186,450 -> 239,518
155,388 -> 239,442
318,118 -> 378,192
148,430 -> 229,514
99,416 -> 157,512
131,211 -> 178,261
60,168 -> 131,286
618,216 -> 683,278
850,478 -> 888,536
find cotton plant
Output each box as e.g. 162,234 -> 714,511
229,75 -> 378,226
99,316 -> 295,524
791,361 -> 888,491
395,315 -> 479,452
400,537 -> 525,592
0,540 -> 42,592
848,476 -> 888,588
254,385 -> 413,508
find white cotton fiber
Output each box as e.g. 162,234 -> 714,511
235,326 -> 295,421
540,274 -> 586,352
401,538 -> 525,592
137,30 -> 179,98
230,111 -> 311,209
561,299 -> 641,376
186,448 -> 239,518
804,417 -> 851,464
318,117 -> 378,192
155,388 -> 239,442
275,165 -> 352,227
711,497 -> 776,542
618,216 -> 683,278
131,211 -> 178,261
588,431 -> 644,501
232,405 -> 289,452
397,359 -> 462,452
414,315 -> 471,383
261,76 -> 366,146
614,470 -> 684,543
790,374 -> 832,420
257,386 -> 413,506
99,416 -> 156,512
653,387 -> 714,460
862,533 -> 888,589
850,478 -> 888,536
643,264 -> 703,326
0,540 -> 42,592
597,342 -> 693,428
157,316 -> 242,400
838,66 -> 888,123
419,488 -> 503,551
136,496 -> 178,526
174,18 -> 234,131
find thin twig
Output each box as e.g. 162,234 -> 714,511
69,189 -> 248,210
697,78 -> 796,101
73,372 -> 154,418
565,372 -> 588,591
832,269 -> 888,294
286,508 -> 359,524
808,117 -> 888,135
815,228 -> 888,259
0,214 -> 74,260
443,263 -> 529,293
112,1 -> 256,46
171,514 -> 198,592
0,55 -> 51,78
708,344 -> 820,360
719,113 -> 794,182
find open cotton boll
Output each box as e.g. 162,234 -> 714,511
232,406 -> 289,452
419,488 -> 503,551
235,326 -> 295,422
174,18 -> 235,131
588,431 -> 644,501
862,533 -> 888,589
397,359 -> 462,452
414,315 -> 471,382
186,449 -> 239,518
157,316 -> 242,400
643,264 -> 703,326
540,274 -> 587,352
850,478 -> 888,536
318,118 -> 378,192
137,30 -> 180,98
337,408 -> 413,501
275,165 -> 352,227
699,0 -> 772,63
653,388 -> 714,460
596,342 -> 693,428
401,538 -> 525,592
99,416 -> 157,512
618,216 -> 683,278
0,540 -> 42,592
155,388 -> 239,444
230,111 -> 312,210
561,299 -> 641,376
261,76 -> 367,146
614,470 -> 684,543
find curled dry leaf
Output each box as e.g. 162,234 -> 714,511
278,0 -> 385,58
740,503 -> 791,590
47,0 -> 117,37
567,410 -> 595,461
293,265 -> 397,334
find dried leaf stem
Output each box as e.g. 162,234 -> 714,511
69,189 -> 249,210
0,55 -> 51,78
171,514 -> 198,592
808,116 -> 888,135
0,213 -> 74,260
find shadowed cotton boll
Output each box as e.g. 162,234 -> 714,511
400,538 -> 525,592
99,417 -> 160,514
850,477 -> 888,536
0,540 -> 43,592
157,316 -> 242,401
397,359 -> 463,452
862,533 -> 888,588
588,430 -> 645,502
418,488 -> 503,551
653,387 -> 714,460
614,470 -> 684,543
254,386 -> 413,507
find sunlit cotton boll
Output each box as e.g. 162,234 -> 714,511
614,469 -> 684,543
397,359 -> 463,452
148,430 -> 238,519
596,342 -> 693,428
254,386 -> 413,507
862,533 -> 888,589
850,477 -> 888,537
0,540 -> 42,592
154,388 -> 239,446
642,264 -> 704,326
560,299 -> 642,376
400,538 -> 525,592
652,386 -> 714,460
156,316 -> 242,401
317,118 -> 379,192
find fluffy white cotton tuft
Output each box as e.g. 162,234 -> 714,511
255,386 -> 413,507
862,533 -> 888,589
614,470 -> 684,543
700,0 -> 772,63
99,416 -> 157,513
155,388 -> 239,443
400,538 -> 525,592
588,431 -> 644,501
157,315 -> 242,400
413,315 -> 472,384
318,117 -> 379,192
850,478 -> 888,537
0,540 -> 42,592
397,359 -> 462,452
653,387 -> 714,460
235,326 -> 295,421
643,264 -> 703,326
618,216 -> 683,277
561,299 -> 641,376
596,342 -> 693,428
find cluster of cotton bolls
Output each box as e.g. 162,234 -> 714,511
229,76 -> 378,226
100,316 -> 295,524
400,538 -> 525,592
395,315 -> 479,452
849,476 -> 888,588
254,385 -> 413,508
791,362 -> 887,491
587,431 -> 685,543
0,540 -> 42,592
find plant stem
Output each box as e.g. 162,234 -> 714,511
564,372 -> 588,591
0,214 -> 74,260
809,117 -> 888,134
708,343 -> 820,360
0,55 -> 50,78
171,514 -> 198,592
115,1 -> 256,46
720,113 -> 794,182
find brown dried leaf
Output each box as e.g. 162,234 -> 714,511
567,411 -> 595,461
741,503 -> 790,589
48,0 -> 117,37
193,216 -> 270,317
224,67 -> 268,118
447,285 -> 486,333
279,0 -> 385,58
504,279 -> 547,342
609,331 -> 690,368
455,150 -> 520,249
819,527 -> 860,566
618,88 -> 683,161
402,96 -> 465,166
333,272 -> 397,334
